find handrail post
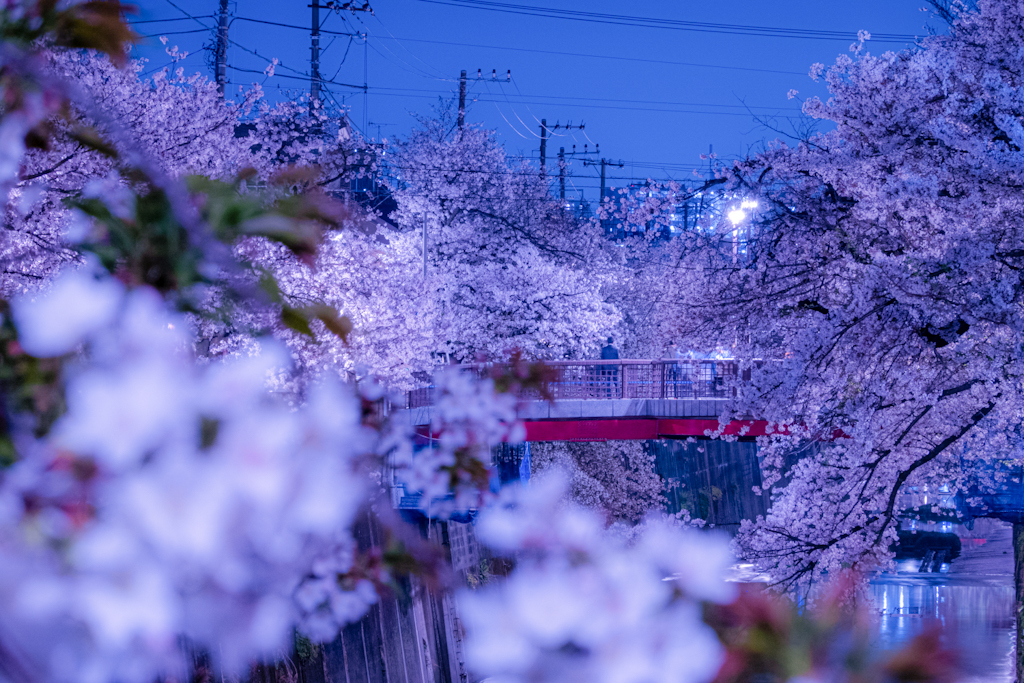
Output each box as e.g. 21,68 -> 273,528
620,362 -> 626,399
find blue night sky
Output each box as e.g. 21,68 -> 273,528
129,1 -> 944,199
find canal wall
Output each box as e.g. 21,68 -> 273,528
650,438 -> 768,533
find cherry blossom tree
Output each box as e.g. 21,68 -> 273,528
530,440 -> 665,523
387,116 -> 619,362
0,5 -> 962,683
667,0 -> 1024,610
2,50 -> 257,296
0,44 -> 440,390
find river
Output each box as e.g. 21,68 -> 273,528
870,518 -> 1015,682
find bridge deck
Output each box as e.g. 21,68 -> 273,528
406,360 -> 777,442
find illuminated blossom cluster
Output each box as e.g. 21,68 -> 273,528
388,119 -> 619,362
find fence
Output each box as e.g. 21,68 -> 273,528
405,359 -> 738,409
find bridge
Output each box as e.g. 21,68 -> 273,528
405,359 -> 777,442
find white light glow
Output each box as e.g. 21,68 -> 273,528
741,199 -> 758,209
728,209 -> 746,224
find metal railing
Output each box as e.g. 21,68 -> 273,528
406,359 -> 738,409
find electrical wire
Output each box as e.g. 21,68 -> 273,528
380,34 -> 804,76
160,0 -> 214,28
365,39 -> 448,82
417,0 -> 920,43
485,79 -> 541,138
328,37 -> 356,82
371,15 -> 450,80
489,98 -> 531,139
223,14 -> 811,77
231,16 -> 358,36
226,38 -> 309,78
504,77 -> 552,136
130,16 -> 214,24
228,64 -> 365,90
140,28 -> 211,38
358,89 -> 806,119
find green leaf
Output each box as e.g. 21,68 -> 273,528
281,306 -> 314,338
305,304 -> 352,342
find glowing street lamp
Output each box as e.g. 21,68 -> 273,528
727,199 -> 758,263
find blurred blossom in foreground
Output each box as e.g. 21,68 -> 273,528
460,473 -> 735,683
1,272 -> 377,683
393,367 -> 523,517
11,265 -> 124,358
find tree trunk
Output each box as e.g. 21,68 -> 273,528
1014,522 -> 1024,683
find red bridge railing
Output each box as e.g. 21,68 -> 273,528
406,359 -> 739,409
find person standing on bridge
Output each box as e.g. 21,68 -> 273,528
600,337 -> 619,398
601,337 -> 619,360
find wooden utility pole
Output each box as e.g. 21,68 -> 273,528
457,70 -> 467,129
215,0 -> 229,96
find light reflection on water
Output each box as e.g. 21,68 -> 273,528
870,574 -> 1015,682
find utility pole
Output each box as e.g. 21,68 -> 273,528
215,0 -> 229,97
558,147 -> 565,199
583,157 -> 624,232
583,158 -> 625,205
363,32 -> 368,134
557,142 -> 598,211
539,120 -> 585,177
457,70 -> 467,129
310,1 -> 321,112
539,119 -> 548,173
456,68 -> 509,130
308,3 -> 373,119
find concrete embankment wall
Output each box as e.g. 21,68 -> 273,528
650,439 -> 768,533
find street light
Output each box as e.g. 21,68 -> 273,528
728,199 -> 758,263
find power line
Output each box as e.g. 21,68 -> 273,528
369,83 -> 800,113
130,16 -> 215,24
417,0 -> 921,43
232,15 -> 358,36
372,14 -> 449,80
228,64 -> 365,90
160,0 -> 214,28
385,165 -> 706,178
359,90 -> 806,119
221,13 -> 813,77
140,28 -> 211,38
226,38 -> 309,78
370,35 -> 807,77
366,40 -> 446,82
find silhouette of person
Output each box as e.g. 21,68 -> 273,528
600,336 -> 619,360
600,337 -> 619,397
